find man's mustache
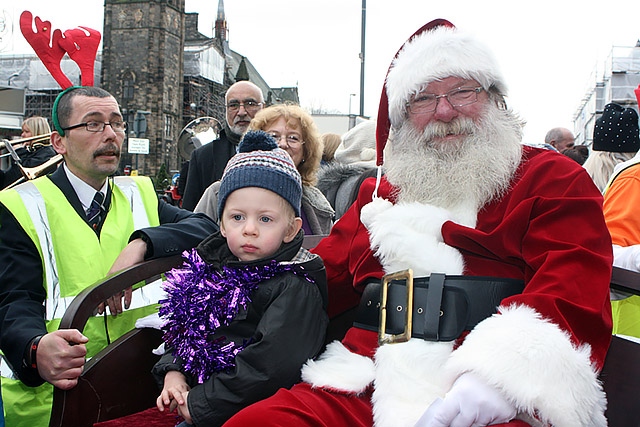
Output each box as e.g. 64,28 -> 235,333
93,145 -> 121,158
422,118 -> 477,140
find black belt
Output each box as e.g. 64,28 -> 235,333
353,270 -> 525,343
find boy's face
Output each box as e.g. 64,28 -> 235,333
220,187 -> 302,262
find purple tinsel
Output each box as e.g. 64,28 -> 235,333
159,248 -> 314,383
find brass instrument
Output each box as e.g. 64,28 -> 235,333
0,133 -> 52,158
1,133 -> 63,189
177,117 -> 221,160
3,154 -> 63,189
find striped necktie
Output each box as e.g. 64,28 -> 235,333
86,191 -> 105,231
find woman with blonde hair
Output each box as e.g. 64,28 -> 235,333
321,133 -> 341,165
196,104 -> 334,235
584,103 -> 640,193
21,116 -> 51,142
583,151 -> 635,193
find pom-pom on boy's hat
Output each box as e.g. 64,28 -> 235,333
217,130 -> 302,218
592,103 -> 640,152
374,19 -> 507,165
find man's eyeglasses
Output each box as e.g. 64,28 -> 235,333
61,121 -> 127,133
407,87 -> 484,114
226,100 -> 263,113
268,132 -> 305,147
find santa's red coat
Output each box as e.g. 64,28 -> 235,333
305,145 -> 612,426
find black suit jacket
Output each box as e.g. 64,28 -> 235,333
0,166 -> 218,385
181,129 -> 238,211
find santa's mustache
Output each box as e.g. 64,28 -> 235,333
422,117 -> 477,141
93,145 -> 121,158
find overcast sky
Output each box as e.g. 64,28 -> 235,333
3,0 -> 640,144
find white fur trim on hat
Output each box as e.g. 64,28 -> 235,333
444,304 -> 607,427
386,25 -> 507,129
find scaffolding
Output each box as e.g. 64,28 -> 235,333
573,43 -> 640,146
24,89 -> 60,121
182,75 -> 227,137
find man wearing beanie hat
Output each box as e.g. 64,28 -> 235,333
150,130 -> 328,426
603,93 -> 640,340
226,21 -> 611,427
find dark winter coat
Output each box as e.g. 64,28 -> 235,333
152,230 -> 328,426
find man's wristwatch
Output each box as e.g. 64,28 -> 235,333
23,335 -> 44,371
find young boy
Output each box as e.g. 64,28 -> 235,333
153,130 -> 328,426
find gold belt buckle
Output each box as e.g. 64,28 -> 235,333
378,269 -> 414,344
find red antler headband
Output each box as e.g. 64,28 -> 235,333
19,10 -> 101,88
20,11 -> 101,135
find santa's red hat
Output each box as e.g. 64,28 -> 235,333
375,19 -> 508,165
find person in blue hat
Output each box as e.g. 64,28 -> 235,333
152,130 -> 328,426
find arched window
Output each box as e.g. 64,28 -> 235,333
122,71 -> 135,101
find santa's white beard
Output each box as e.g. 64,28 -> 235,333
384,106 -> 524,217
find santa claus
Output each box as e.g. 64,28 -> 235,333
224,19 -> 612,427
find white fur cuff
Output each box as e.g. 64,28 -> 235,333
301,341 -> 376,394
445,304 -> 607,427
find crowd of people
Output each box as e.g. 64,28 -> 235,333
2,15 -> 640,427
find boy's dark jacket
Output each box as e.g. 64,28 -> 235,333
152,230 -> 328,426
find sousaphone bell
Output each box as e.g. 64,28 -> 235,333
177,117 -> 222,160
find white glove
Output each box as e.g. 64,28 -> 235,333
612,244 -> 640,272
415,372 -> 516,427
611,244 -> 640,300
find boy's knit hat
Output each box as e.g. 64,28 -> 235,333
217,130 -> 302,218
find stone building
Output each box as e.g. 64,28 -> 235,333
101,0 -> 186,174
0,0 -> 299,177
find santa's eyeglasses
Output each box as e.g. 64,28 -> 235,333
407,87 -> 484,114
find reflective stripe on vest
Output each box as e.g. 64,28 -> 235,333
113,176 -> 151,230
13,178 -> 159,321
13,182 -> 62,320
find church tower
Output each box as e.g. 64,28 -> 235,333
101,0 -> 186,175
214,0 -> 228,45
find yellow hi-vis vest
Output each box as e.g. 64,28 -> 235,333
0,175 -> 161,427
603,157 -> 640,338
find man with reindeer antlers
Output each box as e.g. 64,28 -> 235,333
0,13 -> 217,426
225,19 -> 613,427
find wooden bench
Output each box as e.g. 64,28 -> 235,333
48,254 -> 183,427
49,235 -> 332,427
49,255 -> 640,426
601,266 -> 640,427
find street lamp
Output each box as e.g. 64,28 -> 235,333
348,93 -> 356,116
348,93 -> 357,130
7,72 -> 19,86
